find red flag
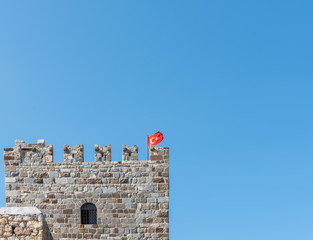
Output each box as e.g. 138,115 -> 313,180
148,131 -> 164,149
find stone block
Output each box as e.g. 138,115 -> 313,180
5,177 -> 16,183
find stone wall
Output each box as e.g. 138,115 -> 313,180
4,140 -> 169,240
0,207 -> 52,240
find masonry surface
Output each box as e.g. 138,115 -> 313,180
2,140 -> 169,240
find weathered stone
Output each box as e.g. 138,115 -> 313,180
156,210 -> 168,217
35,178 -> 43,184
34,172 -> 49,178
119,178 -> 128,184
5,177 -> 16,183
4,155 -> 14,160
152,177 -> 164,183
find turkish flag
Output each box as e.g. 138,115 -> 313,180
148,131 -> 164,149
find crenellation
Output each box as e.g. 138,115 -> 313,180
95,144 -> 111,162
122,145 -> 138,161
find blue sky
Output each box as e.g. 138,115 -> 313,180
1,1 -> 313,239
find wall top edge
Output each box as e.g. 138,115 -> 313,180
14,159 -> 168,166
0,207 -> 42,215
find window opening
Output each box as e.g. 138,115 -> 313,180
81,203 -> 97,224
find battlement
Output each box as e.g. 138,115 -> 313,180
4,139 -> 169,165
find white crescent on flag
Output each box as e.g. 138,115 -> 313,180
150,137 -> 157,145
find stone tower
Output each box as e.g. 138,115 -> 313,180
2,140 -> 169,239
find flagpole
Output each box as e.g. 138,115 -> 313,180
147,135 -> 149,160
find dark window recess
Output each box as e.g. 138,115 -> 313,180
81,203 -> 97,224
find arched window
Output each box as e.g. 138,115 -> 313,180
81,203 -> 97,224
